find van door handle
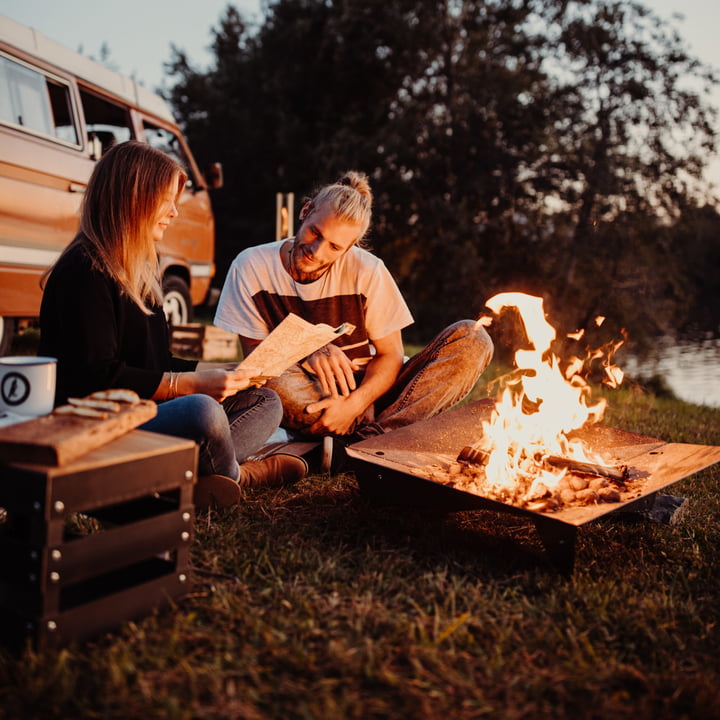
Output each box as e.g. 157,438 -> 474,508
69,183 -> 85,193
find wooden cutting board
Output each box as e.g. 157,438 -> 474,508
0,400 -> 157,467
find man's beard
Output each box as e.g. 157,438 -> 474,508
289,239 -> 332,283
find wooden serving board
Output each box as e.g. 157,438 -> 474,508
0,400 -> 157,467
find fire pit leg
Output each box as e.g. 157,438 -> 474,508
531,517 -> 577,574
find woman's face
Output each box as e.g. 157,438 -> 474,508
152,174 -> 181,243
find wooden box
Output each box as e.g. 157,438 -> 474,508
170,323 -> 239,360
0,430 -> 197,648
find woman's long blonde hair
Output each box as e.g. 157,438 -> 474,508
53,140 -> 186,314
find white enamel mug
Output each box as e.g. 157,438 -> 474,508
0,356 -> 57,418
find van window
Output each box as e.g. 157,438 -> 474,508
0,53 -> 78,145
79,88 -> 133,154
143,122 -> 192,183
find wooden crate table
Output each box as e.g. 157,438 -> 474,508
0,429 -> 198,647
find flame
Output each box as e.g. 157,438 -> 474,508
474,292 -> 624,505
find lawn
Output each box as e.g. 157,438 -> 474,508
1,336 -> 719,719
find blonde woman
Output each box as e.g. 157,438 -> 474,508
39,141 -> 306,507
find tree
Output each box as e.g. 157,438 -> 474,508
345,0 -> 556,335
537,1 -> 718,336
165,0 -> 720,343
671,202 -> 720,334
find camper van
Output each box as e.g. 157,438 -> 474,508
0,14 -> 222,354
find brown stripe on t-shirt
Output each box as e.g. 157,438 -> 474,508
251,291 -> 372,361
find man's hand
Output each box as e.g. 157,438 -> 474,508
304,343 -> 362,397
306,394 -> 365,436
305,330 -> 405,436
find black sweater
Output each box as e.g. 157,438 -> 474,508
39,243 -> 196,405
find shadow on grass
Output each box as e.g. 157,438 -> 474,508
192,471 -> 678,587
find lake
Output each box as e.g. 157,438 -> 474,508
619,336 -> 720,409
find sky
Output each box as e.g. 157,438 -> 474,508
0,0 -> 262,91
2,0 -> 719,179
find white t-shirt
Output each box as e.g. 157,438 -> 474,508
215,240 -> 414,363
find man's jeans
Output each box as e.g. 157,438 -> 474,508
267,320 -> 493,437
140,387 -> 282,480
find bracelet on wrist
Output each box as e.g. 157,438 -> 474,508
170,371 -> 180,399
166,371 -> 181,401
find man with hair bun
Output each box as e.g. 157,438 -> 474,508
215,171 -> 493,467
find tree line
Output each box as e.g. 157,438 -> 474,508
164,0 -> 720,350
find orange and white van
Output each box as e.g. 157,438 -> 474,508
0,14 -> 222,353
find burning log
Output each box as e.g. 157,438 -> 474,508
457,445 -> 627,483
457,445 -> 491,466
540,455 -> 628,483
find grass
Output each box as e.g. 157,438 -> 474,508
1,335 -> 719,718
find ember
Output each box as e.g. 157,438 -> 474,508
436,292 -> 631,513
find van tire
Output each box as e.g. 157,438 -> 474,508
0,316 -> 15,355
162,275 -> 193,326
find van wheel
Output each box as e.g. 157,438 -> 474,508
163,276 -> 193,326
0,316 -> 16,355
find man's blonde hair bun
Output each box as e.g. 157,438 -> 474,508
309,170 -> 373,244
338,170 -> 373,202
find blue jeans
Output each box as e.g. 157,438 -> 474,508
268,319 -> 493,436
374,319 -> 493,431
140,388 -> 282,480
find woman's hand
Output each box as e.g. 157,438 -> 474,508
167,367 -> 263,402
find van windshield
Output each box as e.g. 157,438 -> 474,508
144,123 -> 193,186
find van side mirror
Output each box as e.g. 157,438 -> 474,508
205,162 -> 223,190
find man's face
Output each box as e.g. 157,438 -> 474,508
289,203 -> 362,282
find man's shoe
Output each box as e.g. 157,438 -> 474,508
321,436 -> 334,474
321,436 -> 353,475
194,474 -> 242,509
321,424 -> 386,475
239,453 -> 308,489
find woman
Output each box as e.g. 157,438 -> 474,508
39,141 -> 306,508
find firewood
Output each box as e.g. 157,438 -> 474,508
542,455 -> 628,483
457,445 -> 628,483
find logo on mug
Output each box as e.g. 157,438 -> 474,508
1,372 -> 31,407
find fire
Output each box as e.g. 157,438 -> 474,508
468,292 -> 625,507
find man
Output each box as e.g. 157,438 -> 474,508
214,171 -> 494,451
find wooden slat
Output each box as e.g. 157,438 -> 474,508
41,571 -> 191,645
46,510 -> 193,586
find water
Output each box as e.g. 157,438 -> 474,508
619,336 -> 720,409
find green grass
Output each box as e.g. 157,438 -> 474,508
2,342 -> 719,718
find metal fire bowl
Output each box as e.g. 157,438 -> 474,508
345,399 -> 720,570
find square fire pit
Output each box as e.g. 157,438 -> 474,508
345,400 -> 720,571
